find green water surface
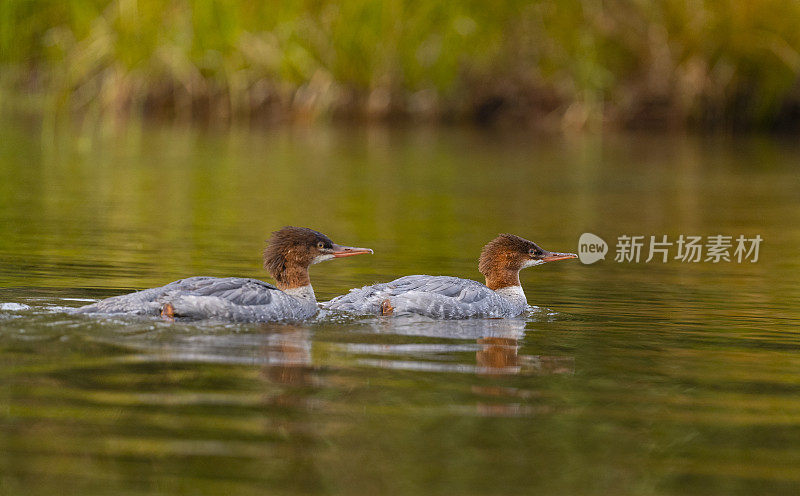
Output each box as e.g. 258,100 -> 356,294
1,120 -> 799,495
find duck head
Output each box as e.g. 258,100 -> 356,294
478,234 -> 576,290
264,226 -> 372,290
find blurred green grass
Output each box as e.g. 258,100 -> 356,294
2,0 -> 799,128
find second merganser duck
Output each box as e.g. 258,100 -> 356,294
76,227 -> 372,322
323,234 -> 576,319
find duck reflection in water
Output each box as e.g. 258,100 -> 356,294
256,325 -> 327,493
477,336 -> 575,376
263,325 -> 317,392
354,317 -> 573,416
360,317 -> 574,376
471,321 -> 574,417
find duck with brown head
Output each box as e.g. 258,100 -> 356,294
77,227 -> 372,322
323,233 -> 575,319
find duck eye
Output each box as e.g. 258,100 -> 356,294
317,242 -> 325,250
528,248 -> 537,256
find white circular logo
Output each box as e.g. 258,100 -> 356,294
578,233 -> 608,264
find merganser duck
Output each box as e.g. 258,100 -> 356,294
76,227 -> 372,322
323,234 -> 575,319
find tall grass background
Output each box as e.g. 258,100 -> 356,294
2,0 -> 800,129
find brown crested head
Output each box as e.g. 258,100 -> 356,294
263,226 -> 373,290
478,234 -> 577,290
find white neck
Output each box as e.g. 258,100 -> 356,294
283,284 -> 316,302
493,285 -> 527,307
